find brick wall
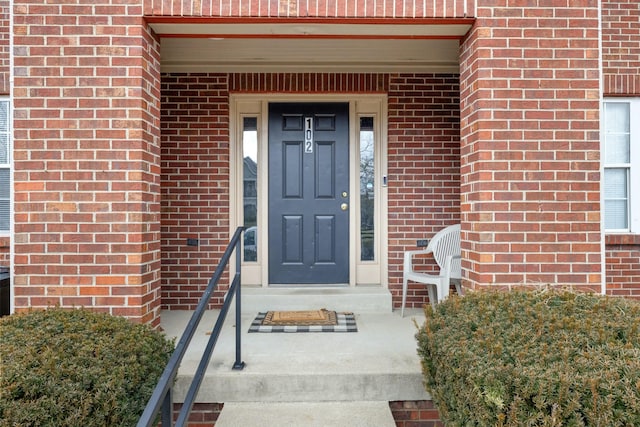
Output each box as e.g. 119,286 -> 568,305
0,236 -> 8,267
160,74 -> 231,310
390,400 -> 443,427
12,0 -> 163,325
606,235 -> 640,298
387,74 -> 461,309
145,0 -> 474,18
172,402 -> 224,427
160,72 -> 459,310
10,0 -> 636,320
459,0 -> 602,291
602,0 -> 640,95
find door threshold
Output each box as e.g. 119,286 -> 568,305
267,283 -> 349,288
240,286 -> 393,313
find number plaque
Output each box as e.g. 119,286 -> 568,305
304,117 -> 313,154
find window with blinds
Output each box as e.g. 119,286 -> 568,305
0,100 -> 9,233
603,99 -> 639,233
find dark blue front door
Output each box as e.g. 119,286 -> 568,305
268,103 -> 350,284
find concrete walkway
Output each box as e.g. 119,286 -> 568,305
215,401 -> 397,427
160,307 -> 431,404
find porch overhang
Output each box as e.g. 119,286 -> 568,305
147,18 -> 473,73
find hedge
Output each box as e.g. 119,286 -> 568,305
0,308 -> 174,427
416,290 -> 640,426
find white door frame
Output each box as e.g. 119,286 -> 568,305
230,94 -> 388,288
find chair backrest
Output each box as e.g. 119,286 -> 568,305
426,224 -> 461,274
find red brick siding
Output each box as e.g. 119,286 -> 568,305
12,1 -> 163,325
160,73 -> 231,310
387,74 -> 461,309
171,402 -> 224,427
459,0 -> 602,291
602,0 -> 640,95
161,72 -> 459,310
144,0 -> 474,18
390,400 -> 443,427
606,235 -> 640,298
0,236 -> 8,267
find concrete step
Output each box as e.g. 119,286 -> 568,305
164,310 -> 431,404
239,286 -> 393,313
215,401 -> 397,427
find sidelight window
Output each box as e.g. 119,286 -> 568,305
360,117 -> 375,261
243,117 -> 258,261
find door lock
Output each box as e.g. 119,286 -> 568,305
342,191 -> 348,198
340,203 -> 348,211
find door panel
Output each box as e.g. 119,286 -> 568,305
283,142 -> 303,198
268,102 -> 349,284
315,215 -> 336,263
282,215 -> 303,263
315,141 -> 335,198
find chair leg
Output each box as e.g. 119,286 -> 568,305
453,280 -> 463,296
401,276 -> 408,317
438,280 -> 450,303
426,284 -> 437,309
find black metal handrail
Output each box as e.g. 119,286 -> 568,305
137,227 -> 246,427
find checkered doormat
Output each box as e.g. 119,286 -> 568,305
248,311 -> 358,333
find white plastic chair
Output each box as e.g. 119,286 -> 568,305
401,224 -> 462,316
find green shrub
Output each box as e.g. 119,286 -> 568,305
416,290 -> 640,426
0,308 -> 174,427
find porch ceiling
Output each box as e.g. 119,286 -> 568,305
149,21 -> 471,73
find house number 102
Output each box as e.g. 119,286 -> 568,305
304,117 -> 313,154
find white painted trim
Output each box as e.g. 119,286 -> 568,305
230,94 -> 388,288
149,22 -> 472,38
602,98 -> 640,234
631,100 -> 640,234
348,102 -> 358,287
598,0 -> 605,295
229,99 -> 263,285
354,99 -> 389,286
8,0 -> 14,314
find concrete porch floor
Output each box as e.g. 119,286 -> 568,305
160,307 -> 431,405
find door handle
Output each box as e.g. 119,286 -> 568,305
340,203 -> 348,211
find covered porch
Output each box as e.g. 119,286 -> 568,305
155,17 -> 470,315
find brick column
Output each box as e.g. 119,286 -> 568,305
459,0 -> 602,291
13,1 -> 162,325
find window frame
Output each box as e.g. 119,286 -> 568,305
0,98 -> 10,235
602,98 -> 640,234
